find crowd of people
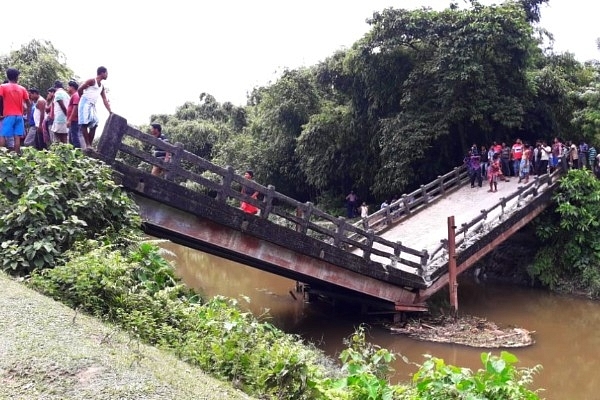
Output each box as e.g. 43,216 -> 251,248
0,66 -> 111,153
362,137 -> 600,217
463,138 -> 599,192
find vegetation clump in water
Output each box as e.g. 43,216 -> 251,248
390,314 -> 534,348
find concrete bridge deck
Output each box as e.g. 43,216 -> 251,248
365,179 -> 526,273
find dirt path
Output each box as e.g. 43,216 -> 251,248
0,273 -> 253,400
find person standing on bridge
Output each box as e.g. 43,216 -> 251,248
240,170 -> 259,215
78,66 -> 111,147
359,202 -> 369,229
149,123 -> 170,176
51,80 -> 70,144
24,88 -> 46,149
345,190 -> 358,218
464,150 -> 482,188
487,154 -> 501,192
511,138 -> 524,178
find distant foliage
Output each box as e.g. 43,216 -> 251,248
0,39 -> 75,93
0,145 -> 141,273
530,169 -> 600,296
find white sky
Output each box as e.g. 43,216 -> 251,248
3,0 -> 599,126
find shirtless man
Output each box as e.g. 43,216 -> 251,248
77,66 -> 111,147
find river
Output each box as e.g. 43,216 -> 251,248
165,242 -> 598,399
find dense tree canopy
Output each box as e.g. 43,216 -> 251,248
149,0 -> 599,206
6,1 -> 597,211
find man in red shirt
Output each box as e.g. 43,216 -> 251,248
0,68 -> 31,153
511,138 -> 524,177
66,80 -> 82,148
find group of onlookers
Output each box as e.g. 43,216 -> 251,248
0,66 -> 111,153
464,137 -> 599,193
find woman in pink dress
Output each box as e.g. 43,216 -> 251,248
488,154 -> 501,192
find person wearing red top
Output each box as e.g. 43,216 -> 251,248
0,68 -> 31,153
66,80 -> 82,148
511,138 -> 524,177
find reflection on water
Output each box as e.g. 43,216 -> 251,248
163,241 -> 600,399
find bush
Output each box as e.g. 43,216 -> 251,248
408,351 -> 541,400
29,243 -> 331,399
0,146 -> 141,274
530,169 -> 600,296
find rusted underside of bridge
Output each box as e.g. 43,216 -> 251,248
106,163 -> 429,312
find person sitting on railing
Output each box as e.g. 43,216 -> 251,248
149,123 -> 170,176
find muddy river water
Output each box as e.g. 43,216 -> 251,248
166,242 -> 599,399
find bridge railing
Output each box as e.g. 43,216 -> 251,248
95,114 -> 430,274
353,165 -> 469,234
426,157 -> 567,274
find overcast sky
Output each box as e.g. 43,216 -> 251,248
2,0 -> 598,126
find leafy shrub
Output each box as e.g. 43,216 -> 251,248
0,146 -> 141,273
29,243 -> 331,399
409,351 -> 541,400
530,169 -> 600,296
313,325 -> 408,400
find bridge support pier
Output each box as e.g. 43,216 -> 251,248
448,216 -> 458,316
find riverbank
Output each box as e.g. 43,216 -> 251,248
0,273 -> 253,400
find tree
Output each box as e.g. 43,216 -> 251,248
308,41 -> 415,199
518,0 -> 549,23
571,62 -> 600,143
530,169 -> 600,297
296,102 -> 354,193
148,93 -> 247,162
524,52 -> 596,140
0,39 -> 74,91
245,68 -> 321,199
364,2 -> 540,195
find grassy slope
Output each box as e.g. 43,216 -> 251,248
0,273 -> 254,400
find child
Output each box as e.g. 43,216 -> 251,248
488,154 -> 501,192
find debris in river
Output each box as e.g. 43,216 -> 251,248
388,314 -> 534,348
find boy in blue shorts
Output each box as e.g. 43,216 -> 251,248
0,68 -> 31,153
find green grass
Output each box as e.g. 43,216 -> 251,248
0,272 -> 254,400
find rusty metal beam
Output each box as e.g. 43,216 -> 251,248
447,216 -> 458,314
136,195 -> 419,306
